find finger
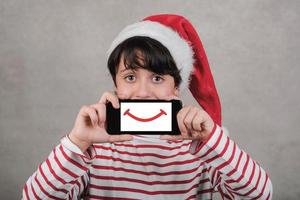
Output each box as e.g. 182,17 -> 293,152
164,94 -> 180,101
108,134 -> 134,143
90,103 -> 106,127
183,107 -> 199,131
99,92 -> 119,108
192,112 -> 204,132
177,106 -> 191,136
190,129 -> 202,140
189,116 -> 204,140
80,105 -> 99,127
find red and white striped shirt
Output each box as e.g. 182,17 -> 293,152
23,124 -> 272,199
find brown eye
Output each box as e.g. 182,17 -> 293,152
125,75 -> 136,82
152,75 -> 164,83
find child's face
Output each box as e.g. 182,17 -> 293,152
114,56 -> 179,100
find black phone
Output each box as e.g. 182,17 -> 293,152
106,99 -> 182,135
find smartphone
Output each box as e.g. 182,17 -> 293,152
106,99 -> 182,135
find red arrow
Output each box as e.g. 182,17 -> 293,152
123,109 -> 167,122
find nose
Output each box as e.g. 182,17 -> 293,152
133,82 -> 153,99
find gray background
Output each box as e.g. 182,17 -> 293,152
1,0 -> 299,199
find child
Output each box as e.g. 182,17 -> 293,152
23,14 -> 273,199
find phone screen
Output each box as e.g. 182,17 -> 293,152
106,99 -> 182,135
120,101 -> 172,132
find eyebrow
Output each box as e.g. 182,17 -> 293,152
120,68 -> 135,73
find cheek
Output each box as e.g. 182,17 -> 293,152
115,84 -> 132,99
154,84 -> 177,97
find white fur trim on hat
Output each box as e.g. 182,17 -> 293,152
107,21 -> 194,92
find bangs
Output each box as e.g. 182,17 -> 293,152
108,36 -> 182,86
121,37 -> 176,75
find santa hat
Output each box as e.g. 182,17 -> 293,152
107,14 -> 222,126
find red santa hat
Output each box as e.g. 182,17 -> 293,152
107,14 -> 222,126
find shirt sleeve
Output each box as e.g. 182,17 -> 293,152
22,136 -> 96,200
189,124 -> 273,199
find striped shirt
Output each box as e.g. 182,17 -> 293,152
22,124 -> 273,199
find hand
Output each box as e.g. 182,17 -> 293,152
69,92 -> 133,152
160,105 -> 215,142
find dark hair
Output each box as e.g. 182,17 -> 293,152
107,36 -> 182,87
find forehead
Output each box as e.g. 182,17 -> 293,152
117,62 -> 130,73
116,55 -> 129,73
117,62 -> 150,75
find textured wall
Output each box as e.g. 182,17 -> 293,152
0,0 -> 299,199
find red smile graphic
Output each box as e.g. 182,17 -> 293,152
123,109 -> 167,122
